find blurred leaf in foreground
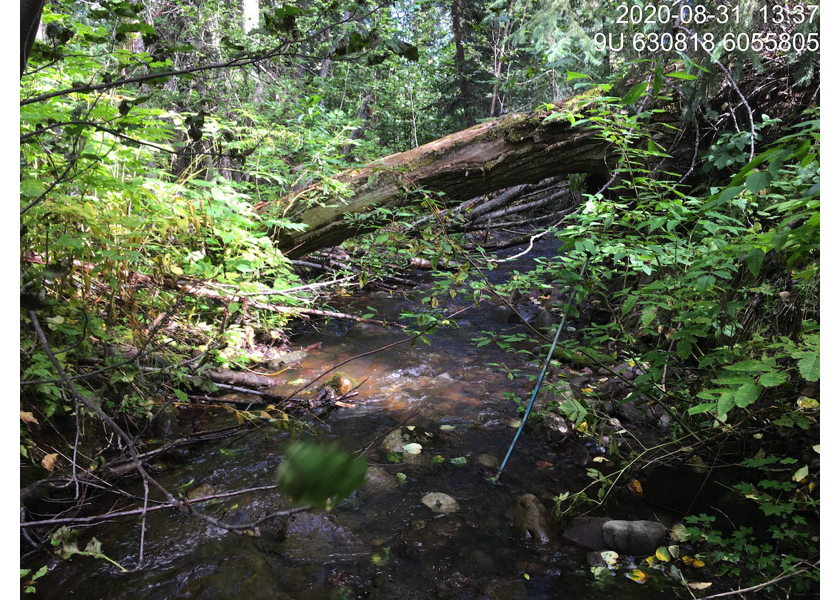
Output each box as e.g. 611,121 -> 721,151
276,441 -> 367,510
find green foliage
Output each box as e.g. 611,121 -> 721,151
50,527 -> 126,572
276,441 -> 368,510
470,87 -> 820,592
20,565 -> 48,595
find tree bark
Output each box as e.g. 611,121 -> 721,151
20,0 -> 48,78
269,107 -> 617,257
450,0 -> 472,126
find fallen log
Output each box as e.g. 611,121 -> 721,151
268,106 -> 618,257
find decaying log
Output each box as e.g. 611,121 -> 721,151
268,106 -> 617,257
206,369 -> 282,388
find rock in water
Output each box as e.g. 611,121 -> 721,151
561,516 -> 610,550
512,494 -> 557,544
421,492 -> 460,514
531,309 -> 557,331
602,520 -> 667,555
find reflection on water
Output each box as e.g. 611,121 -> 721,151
28,239 -> 685,599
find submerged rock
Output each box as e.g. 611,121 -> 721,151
526,411 -> 571,445
421,492 -> 460,514
477,453 -> 501,469
361,466 -> 400,494
279,512 -> 369,563
482,578 -> 529,599
561,516 -> 610,550
512,494 -> 557,544
602,520 -> 667,555
531,309 -> 557,331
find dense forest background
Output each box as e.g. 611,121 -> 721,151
19,0 -> 821,597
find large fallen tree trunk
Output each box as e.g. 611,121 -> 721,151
268,107 -> 620,257
266,62 -> 817,258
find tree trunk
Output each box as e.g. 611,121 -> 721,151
450,0 -> 472,126
242,0 -> 260,33
268,106 -> 625,257
20,0 -> 48,78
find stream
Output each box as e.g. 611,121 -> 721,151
27,239 -> 685,599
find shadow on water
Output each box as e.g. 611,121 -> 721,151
27,238 -> 688,599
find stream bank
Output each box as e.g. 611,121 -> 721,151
24,238 -> 709,599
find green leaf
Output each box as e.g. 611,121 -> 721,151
566,70 -> 590,81
666,71 -> 697,80
744,248 -> 765,278
384,37 -> 419,61
796,353 -> 819,381
276,441 -> 368,510
622,81 -> 649,106
622,294 -> 638,316
20,179 -> 45,197
696,275 -> 716,294
84,537 -> 103,556
733,383 -> 761,408
652,64 -> 664,96
745,171 -> 772,194
717,392 -> 735,417
688,402 -> 718,415
704,185 -> 744,210
449,456 -> 467,466
758,372 -> 788,387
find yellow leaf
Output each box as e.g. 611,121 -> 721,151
626,569 -> 648,583
687,455 -> 708,473
797,396 -> 819,411
792,466 -> 809,483
645,556 -> 657,567
600,550 -> 618,566
655,546 -> 672,562
20,411 -> 40,426
41,453 -> 58,472
688,582 -> 712,590
671,523 -> 689,542
682,556 -> 706,568
581,387 -> 594,393
627,479 -> 644,496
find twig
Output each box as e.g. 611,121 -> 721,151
355,410 -> 421,457
237,276 -> 356,296
700,559 -> 819,599
20,155 -> 78,215
677,25 -> 756,160
483,208 -> 578,264
20,485 -> 296,529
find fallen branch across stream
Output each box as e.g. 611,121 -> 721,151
21,485 -> 309,529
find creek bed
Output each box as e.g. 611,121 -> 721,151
25,239 -> 686,599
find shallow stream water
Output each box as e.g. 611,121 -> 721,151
27,239 -> 685,599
